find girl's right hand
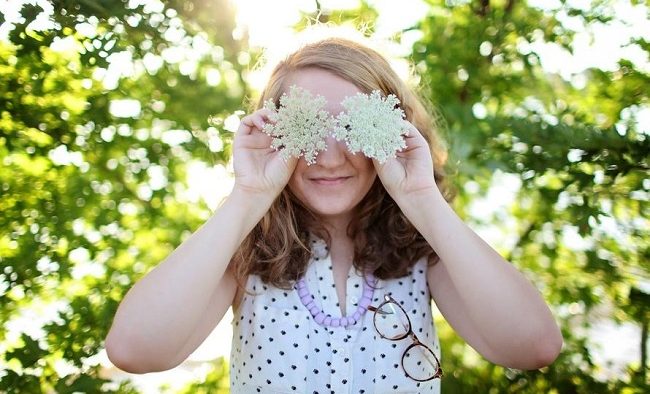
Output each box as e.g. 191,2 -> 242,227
231,108 -> 298,198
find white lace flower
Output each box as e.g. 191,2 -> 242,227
262,85 -> 336,165
333,90 -> 409,163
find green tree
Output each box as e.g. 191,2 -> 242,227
1,0 -> 648,393
410,0 -> 648,392
1,0 -> 244,391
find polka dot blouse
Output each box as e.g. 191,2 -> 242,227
230,241 -> 441,393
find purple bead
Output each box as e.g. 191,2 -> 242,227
314,312 -> 326,324
294,272 -> 378,328
359,296 -> 372,309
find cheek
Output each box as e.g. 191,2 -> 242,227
287,175 -> 312,209
287,162 -> 308,195
358,160 -> 377,186
354,161 -> 377,199
287,176 -> 301,198
362,173 -> 378,196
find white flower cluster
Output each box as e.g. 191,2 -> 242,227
334,91 -> 408,163
263,86 -> 408,165
263,85 -> 336,165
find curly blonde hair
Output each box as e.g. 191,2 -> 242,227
231,37 -> 454,289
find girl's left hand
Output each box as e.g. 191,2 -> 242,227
373,122 -> 439,202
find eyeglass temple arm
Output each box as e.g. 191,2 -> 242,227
368,294 -> 396,315
367,305 -> 392,315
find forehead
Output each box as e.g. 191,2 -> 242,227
286,68 -> 362,114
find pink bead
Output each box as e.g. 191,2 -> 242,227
297,281 -> 306,289
314,312 -> 326,324
331,318 -> 340,327
340,317 -> 349,327
363,288 -> 374,298
298,288 -> 308,298
309,305 -> 320,315
353,311 -> 362,321
300,295 -> 311,304
324,316 -> 332,326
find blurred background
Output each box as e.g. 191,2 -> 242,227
0,0 -> 648,392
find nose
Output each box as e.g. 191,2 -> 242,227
316,135 -> 347,168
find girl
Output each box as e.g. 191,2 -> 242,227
105,35 -> 563,393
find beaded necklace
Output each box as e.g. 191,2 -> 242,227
295,273 -> 377,327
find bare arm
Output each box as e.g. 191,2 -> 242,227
375,124 -> 562,369
105,108 -> 296,373
105,190 -> 271,373
414,189 -> 562,369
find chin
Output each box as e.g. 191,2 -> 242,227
310,204 -> 353,218
304,199 -> 356,219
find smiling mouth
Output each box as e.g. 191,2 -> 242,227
310,176 -> 351,185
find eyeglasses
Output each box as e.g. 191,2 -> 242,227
368,294 -> 443,382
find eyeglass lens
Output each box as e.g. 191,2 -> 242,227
374,301 -> 410,339
374,298 -> 441,381
403,344 -> 441,381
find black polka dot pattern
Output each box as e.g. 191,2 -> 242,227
230,251 -> 440,393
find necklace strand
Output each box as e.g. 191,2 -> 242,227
295,274 -> 377,327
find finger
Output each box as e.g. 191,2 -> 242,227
403,123 -> 429,147
241,113 -> 267,131
402,120 -> 419,138
256,107 -> 277,122
239,108 -> 279,136
238,131 -> 273,150
372,155 -> 397,171
284,155 -> 299,173
262,150 -> 297,186
371,157 -> 384,171
250,108 -> 279,131
237,114 -> 258,136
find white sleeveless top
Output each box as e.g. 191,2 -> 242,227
230,239 -> 441,394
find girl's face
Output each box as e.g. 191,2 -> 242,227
286,67 -> 377,226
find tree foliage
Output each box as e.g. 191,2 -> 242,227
0,0 -> 647,393
409,0 -> 648,392
1,0 -> 244,391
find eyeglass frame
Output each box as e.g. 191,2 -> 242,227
368,294 -> 443,382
